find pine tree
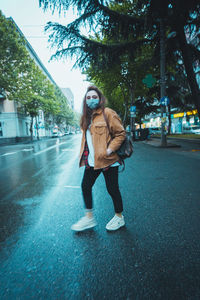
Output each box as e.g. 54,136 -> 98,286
39,0 -> 200,117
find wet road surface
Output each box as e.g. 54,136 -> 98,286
0,136 -> 200,299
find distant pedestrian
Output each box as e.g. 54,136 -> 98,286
71,85 -> 126,232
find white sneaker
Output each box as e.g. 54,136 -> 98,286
71,215 -> 97,232
106,215 -> 125,231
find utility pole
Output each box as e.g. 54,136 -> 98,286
130,87 -> 135,140
160,18 -> 167,147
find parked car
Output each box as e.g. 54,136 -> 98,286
52,131 -> 63,138
183,126 -> 200,134
52,131 -> 58,138
58,131 -> 63,137
190,127 -> 200,134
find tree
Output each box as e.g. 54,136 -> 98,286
0,11 -> 30,97
85,43 -> 159,127
12,60 -> 60,140
0,9 -> 78,139
39,0 -> 200,118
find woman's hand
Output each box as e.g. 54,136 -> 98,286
106,148 -> 113,156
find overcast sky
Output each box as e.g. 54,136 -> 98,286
0,0 -> 91,112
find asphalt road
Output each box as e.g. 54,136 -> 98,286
0,135 -> 200,300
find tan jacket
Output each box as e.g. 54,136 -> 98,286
79,107 -> 126,170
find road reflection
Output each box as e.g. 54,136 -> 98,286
0,136 -> 81,247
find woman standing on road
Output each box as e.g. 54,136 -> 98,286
71,85 -> 126,232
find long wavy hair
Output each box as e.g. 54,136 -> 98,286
80,85 -> 107,131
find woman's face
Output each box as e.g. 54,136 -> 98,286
86,90 -> 99,100
86,90 -> 100,109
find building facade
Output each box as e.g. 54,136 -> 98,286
0,18 -> 69,145
61,88 -> 74,110
141,109 -> 199,134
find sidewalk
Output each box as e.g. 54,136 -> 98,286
141,137 -> 181,148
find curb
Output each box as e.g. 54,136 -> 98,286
152,136 -> 200,143
142,140 -> 181,148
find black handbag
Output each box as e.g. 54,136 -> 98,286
102,110 -> 133,160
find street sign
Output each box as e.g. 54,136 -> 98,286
160,97 -> 170,106
130,112 -> 136,117
130,106 -> 136,112
142,74 -> 156,88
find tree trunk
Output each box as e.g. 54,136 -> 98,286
176,25 -> 200,120
30,116 -> 33,141
167,104 -> 171,135
123,104 -> 127,125
160,18 -> 167,147
36,117 -> 40,140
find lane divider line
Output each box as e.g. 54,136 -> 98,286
33,142 -> 68,156
22,148 -> 33,152
64,185 -> 80,189
1,152 -> 18,156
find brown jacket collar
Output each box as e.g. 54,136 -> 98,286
92,107 -> 103,117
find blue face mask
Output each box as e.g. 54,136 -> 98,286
86,98 -> 99,109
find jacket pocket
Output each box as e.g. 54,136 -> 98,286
94,122 -> 107,135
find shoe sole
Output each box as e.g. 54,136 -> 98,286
71,223 -> 97,232
106,222 -> 125,231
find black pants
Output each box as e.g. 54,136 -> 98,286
81,166 -> 123,213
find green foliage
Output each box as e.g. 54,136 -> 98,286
0,11 -> 30,96
39,0 -> 200,118
0,10 -> 78,135
85,40 -> 159,124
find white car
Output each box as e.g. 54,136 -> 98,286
190,127 -> 200,134
183,126 -> 200,134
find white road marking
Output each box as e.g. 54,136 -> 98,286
1,152 -> 17,156
34,142 -> 68,156
33,136 -> 78,156
64,185 -> 80,189
22,148 -> 33,152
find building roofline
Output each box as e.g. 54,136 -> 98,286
7,17 -> 70,104
8,17 -> 58,87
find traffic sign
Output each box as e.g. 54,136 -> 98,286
142,74 -> 156,88
160,97 -> 170,106
130,112 -> 136,117
130,106 -> 136,112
